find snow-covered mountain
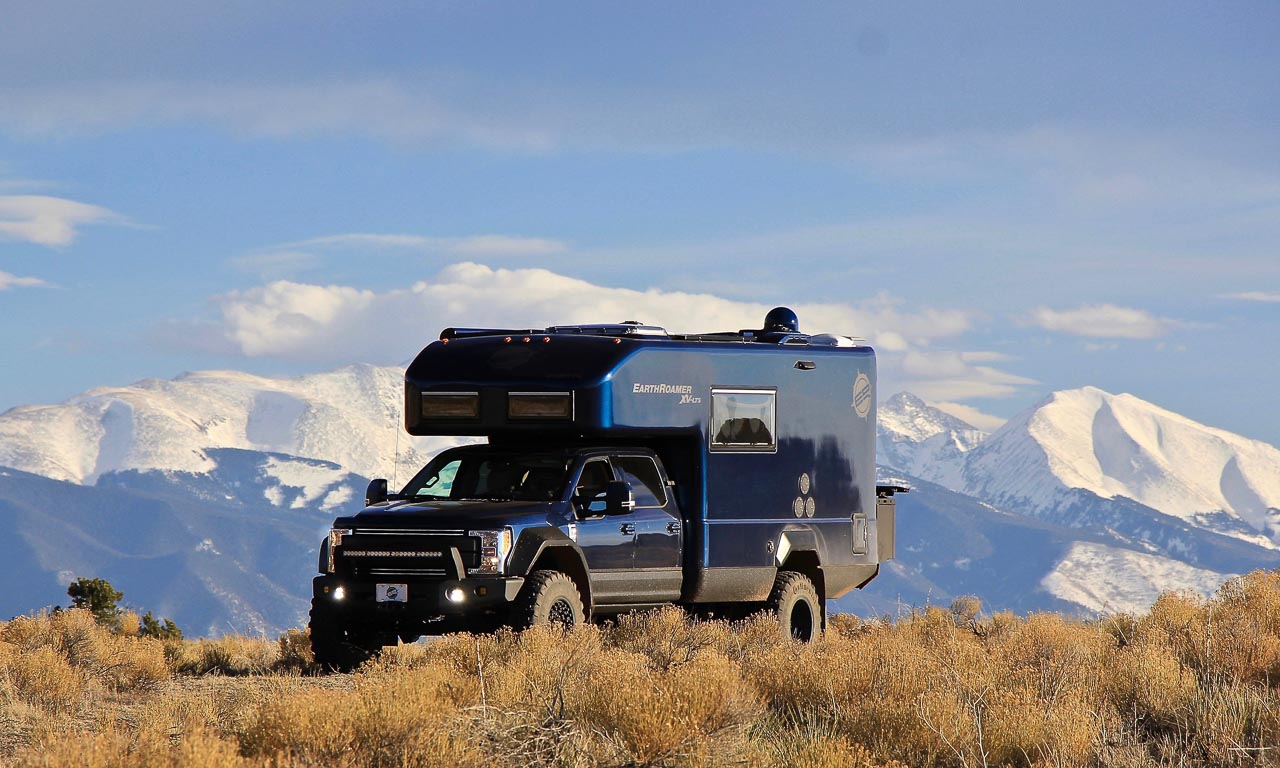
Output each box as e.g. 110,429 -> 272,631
0,364 -> 467,489
877,392 -> 987,487
876,386 -> 1280,614
0,365 -> 473,634
1,368 -> 1276,631
960,386 -> 1280,549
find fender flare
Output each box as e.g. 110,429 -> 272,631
507,527 -> 593,609
508,527 -> 585,575
775,527 -> 821,566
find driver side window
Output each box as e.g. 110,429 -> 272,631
574,459 -> 613,515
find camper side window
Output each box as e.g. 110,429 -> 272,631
709,388 -> 777,453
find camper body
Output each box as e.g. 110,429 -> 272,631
310,313 -> 897,667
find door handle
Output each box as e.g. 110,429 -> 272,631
666,522 -> 681,534
620,523 -> 636,535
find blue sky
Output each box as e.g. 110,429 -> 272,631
1,1 -> 1278,442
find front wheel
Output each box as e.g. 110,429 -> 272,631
510,570 -> 586,630
767,571 -> 822,642
309,599 -> 388,672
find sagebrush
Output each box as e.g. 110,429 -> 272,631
4,570 -> 1280,766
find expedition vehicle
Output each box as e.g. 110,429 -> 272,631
309,308 -> 901,669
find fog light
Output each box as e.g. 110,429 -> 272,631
446,587 -> 466,604
476,586 -> 488,597
332,586 -> 346,601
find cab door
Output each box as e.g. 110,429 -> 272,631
616,454 -> 682,601
571,456 -> 636,602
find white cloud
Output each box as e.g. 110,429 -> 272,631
1220,291 -> 1280,303
281,232 -> 568,258
1029,304 -> 1179,340
193,262 -> 1020,404
0,270 -> 47,290
931,401 -> 1007,432
235,232 -> 570,277
0,80 -> 553,151
0,195 -> 117,247
229,250 -> 322,279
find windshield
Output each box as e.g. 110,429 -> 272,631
399,450 -> 571,502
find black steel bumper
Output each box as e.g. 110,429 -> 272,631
312,574 -> 525,621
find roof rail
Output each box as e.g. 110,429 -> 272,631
543,323 -> 669,337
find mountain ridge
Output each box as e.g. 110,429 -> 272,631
1,367 -> 1277,631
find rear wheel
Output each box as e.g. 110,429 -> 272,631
510,570 -> 586,630
767,571 -> 822,642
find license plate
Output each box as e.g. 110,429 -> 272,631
376,583 -> 408,603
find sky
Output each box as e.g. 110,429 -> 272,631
1,1 -> 1278,443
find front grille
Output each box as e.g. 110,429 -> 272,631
365,567 -> 449,578
335,532 -> 477,579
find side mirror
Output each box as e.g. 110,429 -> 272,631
365,478 -> 388,506
604,480 -> 636,516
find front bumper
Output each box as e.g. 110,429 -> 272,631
313,574 -> 525,620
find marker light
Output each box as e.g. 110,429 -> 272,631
332,586 -> 346,601
446,587 -> 466,604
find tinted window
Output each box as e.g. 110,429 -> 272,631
710,388 -> 777,452
574,459 -> 613,514
615,455 -> 667,508
401,451 -> 569,502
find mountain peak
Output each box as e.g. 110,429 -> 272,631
965,386 -> 1280,547
0,364 -> 461,486
877,391 -> 989,486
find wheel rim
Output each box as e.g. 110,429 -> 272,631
789,600 -> 814,642
548,597 -> 577,627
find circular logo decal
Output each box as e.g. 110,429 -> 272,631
852,372 -> 872,418
793,497 -> 805,518
798,473 -> 810,495
805,497 -> 816,518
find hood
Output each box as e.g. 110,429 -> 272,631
334,499 -> 564,529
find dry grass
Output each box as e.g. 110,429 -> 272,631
3,571 -> 1280,766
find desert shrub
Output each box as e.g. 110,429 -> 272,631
570,646 -> 760,765
238,664 -> 480,767
176,635 -> 279,676
602,605 -> 727,669
0,609 -> 167,694
274,628 -> 313,673
1206,570 -> 1280,686
12,725 -> 250,768
1140,590 -> 1211,675
758,715 -> 910,768
2,645 -> 84,714
949,595 -> 983,632
1105,642 -> 1197,730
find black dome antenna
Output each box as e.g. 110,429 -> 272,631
764,306 -> 799,334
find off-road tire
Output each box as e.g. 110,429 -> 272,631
767,571 -> 822,642
309,598 -> 384,672
510,570 -> 586,630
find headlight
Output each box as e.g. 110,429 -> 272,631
468,528 -> 513,575
326,528 -> 353,573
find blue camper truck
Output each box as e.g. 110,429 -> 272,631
310,308 -> 899,669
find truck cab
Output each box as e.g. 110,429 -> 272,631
310,309 -> 898,669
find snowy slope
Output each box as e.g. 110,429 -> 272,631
1041,541 -> 1237,614
876,392 -> 988,486
0,364 -> 469,488
961,387 -> 1280,548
